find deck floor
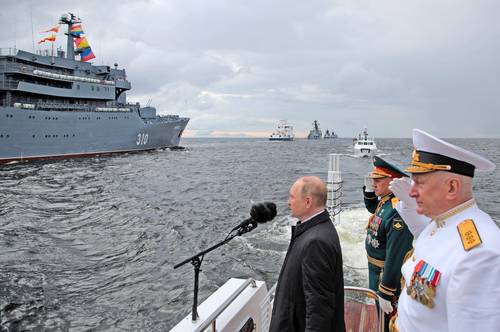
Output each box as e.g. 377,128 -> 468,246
345,301 -> 379,332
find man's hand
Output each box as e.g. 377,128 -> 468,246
389,177 -> 416,209
364,174 -> 374,192
379,296 -> 393,314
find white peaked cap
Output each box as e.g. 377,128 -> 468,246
409,129 -> 495,175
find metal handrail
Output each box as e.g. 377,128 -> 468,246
194,278 -> 256,332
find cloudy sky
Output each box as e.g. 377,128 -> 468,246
2,0 -> 499,137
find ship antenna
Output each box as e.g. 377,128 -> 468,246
30,2 -> 35,53
147,99 -> 152,107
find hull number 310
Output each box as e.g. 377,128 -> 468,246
136,133 -> 149,145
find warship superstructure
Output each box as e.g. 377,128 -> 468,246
323,129 -> 338,139
0,13 -> 189,165
307,120 -> 322,139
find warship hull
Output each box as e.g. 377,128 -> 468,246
0,106 -> 188,164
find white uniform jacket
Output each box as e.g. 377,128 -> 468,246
396,199 -> 500,332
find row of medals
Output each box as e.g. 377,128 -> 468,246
407,275 -> 435,308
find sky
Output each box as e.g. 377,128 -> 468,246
1,0 -> 500,138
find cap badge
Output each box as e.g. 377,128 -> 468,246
412,149 -> 420,162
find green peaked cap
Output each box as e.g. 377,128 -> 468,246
370,156 -> 408,178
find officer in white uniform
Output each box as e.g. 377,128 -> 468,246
388,129 -> 500,332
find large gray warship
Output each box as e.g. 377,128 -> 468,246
0,13 -> 189,165
307,120 -> 322,139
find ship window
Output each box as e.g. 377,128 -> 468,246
77,84 -> 80,90
0,135 -> 3,138
32,135 -> 35,138
97,87 -> 100,91
6,135 -> 9,138
91,86 -> 94,91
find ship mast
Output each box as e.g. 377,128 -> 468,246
59,13 -> 80,60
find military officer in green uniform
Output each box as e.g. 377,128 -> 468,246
363,156 -> 414,331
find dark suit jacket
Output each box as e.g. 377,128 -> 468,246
269,210 -> 345,332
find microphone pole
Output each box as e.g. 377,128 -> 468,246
173,222 -> 257,322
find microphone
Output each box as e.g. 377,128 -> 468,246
231,202 -> 277,231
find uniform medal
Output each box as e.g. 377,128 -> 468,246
407,259 -> 441,308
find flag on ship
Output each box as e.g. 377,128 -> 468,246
74,37 -> 90,49
69,24 -> 84,37
80,47 -> 96,62
41,25 -> 60,33
38,34 -> 57,44
71,23 -> 96,62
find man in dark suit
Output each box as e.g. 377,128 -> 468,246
269,176 -> 345,332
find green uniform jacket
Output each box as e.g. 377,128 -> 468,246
363,187 -> 413,301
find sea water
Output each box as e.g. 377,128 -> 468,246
1,137 -> 499,330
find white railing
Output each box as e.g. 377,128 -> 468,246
0,48 -> 17,56
259,282 -> 277,332
327,153 -> 343,225
193,278 -> 257,332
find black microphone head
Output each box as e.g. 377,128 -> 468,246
250,202 -> 277,224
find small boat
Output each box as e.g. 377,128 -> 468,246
307,120 -> 322,139
323,129 -> 338,139
353,127 -> 377,157
269,120 -> 294,141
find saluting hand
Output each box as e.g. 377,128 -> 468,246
389,177 -> 415,209
364,173 -> 374,192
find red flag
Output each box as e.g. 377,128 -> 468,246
38,34 -> 57,44
40,25 -> 60,33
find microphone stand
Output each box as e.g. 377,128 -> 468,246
173,222 -> 258,322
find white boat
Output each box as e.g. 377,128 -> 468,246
171,155 -> 383,332
269,120 -> 294,141
353,128 -> 377,157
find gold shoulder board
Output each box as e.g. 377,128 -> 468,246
457,219 -> 482,251
391,197 -> 399,208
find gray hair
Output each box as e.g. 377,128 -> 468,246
299,176 -> 327,207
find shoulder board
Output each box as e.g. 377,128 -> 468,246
391,197 -> 399,208
457,219 -> 482,251
393,217 -> 404,231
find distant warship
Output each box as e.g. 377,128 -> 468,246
307,120 -> 322,139
323,129 -> 338,139
0,13 -> 189,164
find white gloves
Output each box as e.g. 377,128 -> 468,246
389,177 -> 415,209
364,174 -> 374,192
378,296 -> 393,314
